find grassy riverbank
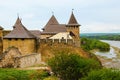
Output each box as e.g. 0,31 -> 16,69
81,38 -> 110,52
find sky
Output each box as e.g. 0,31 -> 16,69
0,0 -> 120,33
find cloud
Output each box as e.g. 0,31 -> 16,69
81,22 -> 120,33
0,0 -> 119,33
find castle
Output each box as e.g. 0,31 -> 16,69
0,11 -> 81,68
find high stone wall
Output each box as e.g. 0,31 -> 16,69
3,38 -> 37,55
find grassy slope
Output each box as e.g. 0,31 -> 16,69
37,43 -> 97,62
0,68 -> 50,80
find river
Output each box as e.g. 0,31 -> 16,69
94,40 -> 120,69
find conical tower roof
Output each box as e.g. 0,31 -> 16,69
4,17 -> 36,39
13,17 -> 22,28
46,15 -> 59,25
68,11 -> 78,24
43,15 -> 59,30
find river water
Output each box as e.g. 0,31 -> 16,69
101,40 -> 120,48
94,40 -> 120,69
95,40 -> 118,59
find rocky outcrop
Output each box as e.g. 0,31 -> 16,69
0,47 -> 41,68
14,53 -> 41,68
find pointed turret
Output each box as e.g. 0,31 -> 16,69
66,11 -> 81,46
3,17 -> 37,54
42,14 -> 67,33
68,11 -> 78,24
4,17 -> 36,38
42,14 -> 60,31
13,17 -> 22,28
46,15 -> 59,26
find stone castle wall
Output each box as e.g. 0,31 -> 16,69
40,39 -> 80,47
0,47 -> 41,68
15,53 -> 41,68
40,39 -> 74,45
3,38 -> 37,55
66,26 -> 80,40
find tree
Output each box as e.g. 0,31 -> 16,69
47,52 -> 102,80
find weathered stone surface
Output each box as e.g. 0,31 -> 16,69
0,47 -> 41,68
15,53 -> 41,68
3,39 -> 37,55
0,47 -> 21,67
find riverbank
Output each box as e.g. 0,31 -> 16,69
92,45 -> 120,69
112,46 -> 120,58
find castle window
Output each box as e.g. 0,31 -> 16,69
8,38 -> 11,41
62,37 -> 64,39
73,26 -> 75,28
22,39 -> 24,40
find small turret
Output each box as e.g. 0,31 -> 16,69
66,10 -> 81,47
66,11 -> 81,40
42,14 -> 59,31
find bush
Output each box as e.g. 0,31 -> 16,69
48,52 -> 102,80
81,69 -> 120,80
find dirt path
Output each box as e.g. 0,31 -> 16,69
19,66 -> 49,70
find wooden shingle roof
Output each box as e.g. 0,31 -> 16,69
68,12 -> 78,24
46,15 -> 59,25
4,17 -> 36,39
30,30 -> 41,38
43,15 -> 59,30
42,15 -> 67,34
43,24 -> 67,33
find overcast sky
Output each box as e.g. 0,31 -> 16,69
0,0 -> 119,33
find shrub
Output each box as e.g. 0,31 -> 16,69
48,52 -> 102,80
81,69 -> 120,80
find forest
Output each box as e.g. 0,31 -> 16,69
81,33 -> 120,40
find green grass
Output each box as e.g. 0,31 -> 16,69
0,68 -> 49,80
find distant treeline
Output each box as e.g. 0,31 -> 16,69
81,33 -> 120,41
81,38 -> 110,52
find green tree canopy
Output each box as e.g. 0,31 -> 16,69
48,52 -> 102,80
